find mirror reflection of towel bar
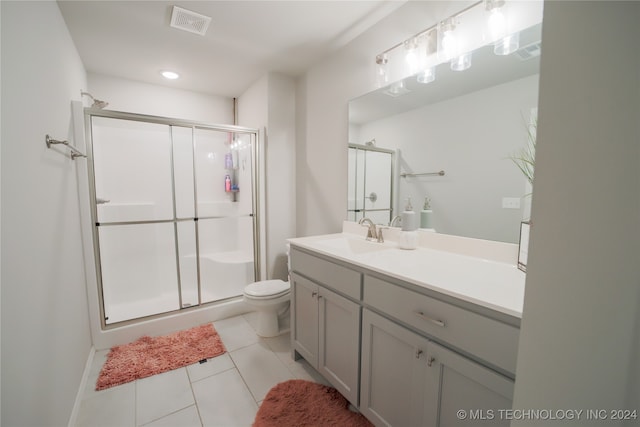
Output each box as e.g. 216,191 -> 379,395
401,170 -> 445,178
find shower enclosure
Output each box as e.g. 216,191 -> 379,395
85,110 -> 260,327
347,144 -> 394,225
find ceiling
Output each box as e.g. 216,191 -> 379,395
57,0 -> 404,98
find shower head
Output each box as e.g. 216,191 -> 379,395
81,91 -> 109,109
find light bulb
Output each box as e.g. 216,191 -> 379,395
161,70 -> 180,80
404,38 -> 420,76
405,49 -> 418,75
438,18 -> 458,61
441,30 -> 457,60
417,67 -> 436,84
388,80 -> 405,95
494,32 -> 520,55
450,52 -> 472,71
488,8 -> 507,41
375,54 -> 389,88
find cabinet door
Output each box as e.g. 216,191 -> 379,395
427,341 -> 514,427
291,273 -> 319,367
360,309 -> 430,427
319,287 -> 361,406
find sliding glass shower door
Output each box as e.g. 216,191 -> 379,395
88,113 -> 258,326
347,144 -> 394,225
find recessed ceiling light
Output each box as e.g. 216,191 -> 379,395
161,71 -> 180,80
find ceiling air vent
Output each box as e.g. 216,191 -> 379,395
514,41 -> 542,61
170,6 -> 212,36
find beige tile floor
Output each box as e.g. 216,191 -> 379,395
75,313 -> 327,427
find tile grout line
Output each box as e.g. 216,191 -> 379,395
227,347 -> 262,407
185,362 -> 206,427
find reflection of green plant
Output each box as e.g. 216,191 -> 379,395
511,117 -> 537,186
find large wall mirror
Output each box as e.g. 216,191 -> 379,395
348,20 -> 542,244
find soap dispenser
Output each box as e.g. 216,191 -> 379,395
420,196 -> 433,229
401,197 -> 415,231
399,198 -> 418,250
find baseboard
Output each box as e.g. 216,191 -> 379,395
67,346 -> 96,427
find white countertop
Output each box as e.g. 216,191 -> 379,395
288,226 -> 526,319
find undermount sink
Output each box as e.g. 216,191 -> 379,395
312,236 -> 393,255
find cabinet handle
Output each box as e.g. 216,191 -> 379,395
427,356 -> 436,367
414,310 -> 446,327
312,291 -> 318,298
415,349 -> 423,359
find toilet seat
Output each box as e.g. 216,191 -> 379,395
244,279 -> 290,299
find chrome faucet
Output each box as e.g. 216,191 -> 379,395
358,217 -> 378,241
390,215 -> 402,227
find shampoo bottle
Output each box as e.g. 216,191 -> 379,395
225,175 -> 232,192
399,198 -> 418,250
420,197 -> 433,229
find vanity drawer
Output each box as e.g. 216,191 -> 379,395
364,275 -> 519,374
290,249 -> 362,300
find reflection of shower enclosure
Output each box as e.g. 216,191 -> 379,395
86,111 -> 259,326
347,144 -> 394,224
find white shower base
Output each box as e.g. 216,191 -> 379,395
105,251 -> 254,325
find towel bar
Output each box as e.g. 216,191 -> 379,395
400,170 -> 445,178
45,134 -> 86,159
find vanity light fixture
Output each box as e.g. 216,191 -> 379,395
417,66 -> 436,84
451,52 -> 472,71
373,0 -> 539,85
438,17 -> 458,61
404,38 -> 420,76
485,0 -> 520,55
494,31 -> 520,55
485,0 -> 507,41
384,80 -> 410,97
161,70 -> 180,80
375,54 -> 389,88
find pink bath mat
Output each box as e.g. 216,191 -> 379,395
253,379 -> 373,427
96,323 -> 226,390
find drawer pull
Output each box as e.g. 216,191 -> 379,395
414,310 -> 446,327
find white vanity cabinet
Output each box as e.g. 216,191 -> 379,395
427,341 -> 513,427
361,308 -> 514,427
289,237 -> 521,427
290,249 -> 362,405
360,309 -> 432,426
361,275 -> 517,427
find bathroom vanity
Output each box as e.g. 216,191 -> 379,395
288,222 -> 525,427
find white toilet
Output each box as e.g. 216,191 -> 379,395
242,279 -> 290,337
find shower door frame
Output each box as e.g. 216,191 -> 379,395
348,143 -> 395,223
84,109 -> 261,330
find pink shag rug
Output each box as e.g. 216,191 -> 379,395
96,323 -> 225,390
253,379 -> 373,427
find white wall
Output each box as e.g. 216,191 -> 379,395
0,2 -> 92,425
296,1 -> 473,236
512,1 -> 640,422
358,75 -> 539,243
239,73 -> 296,280
88,73 -> 233,123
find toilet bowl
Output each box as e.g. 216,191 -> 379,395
243,279 -> 290,337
